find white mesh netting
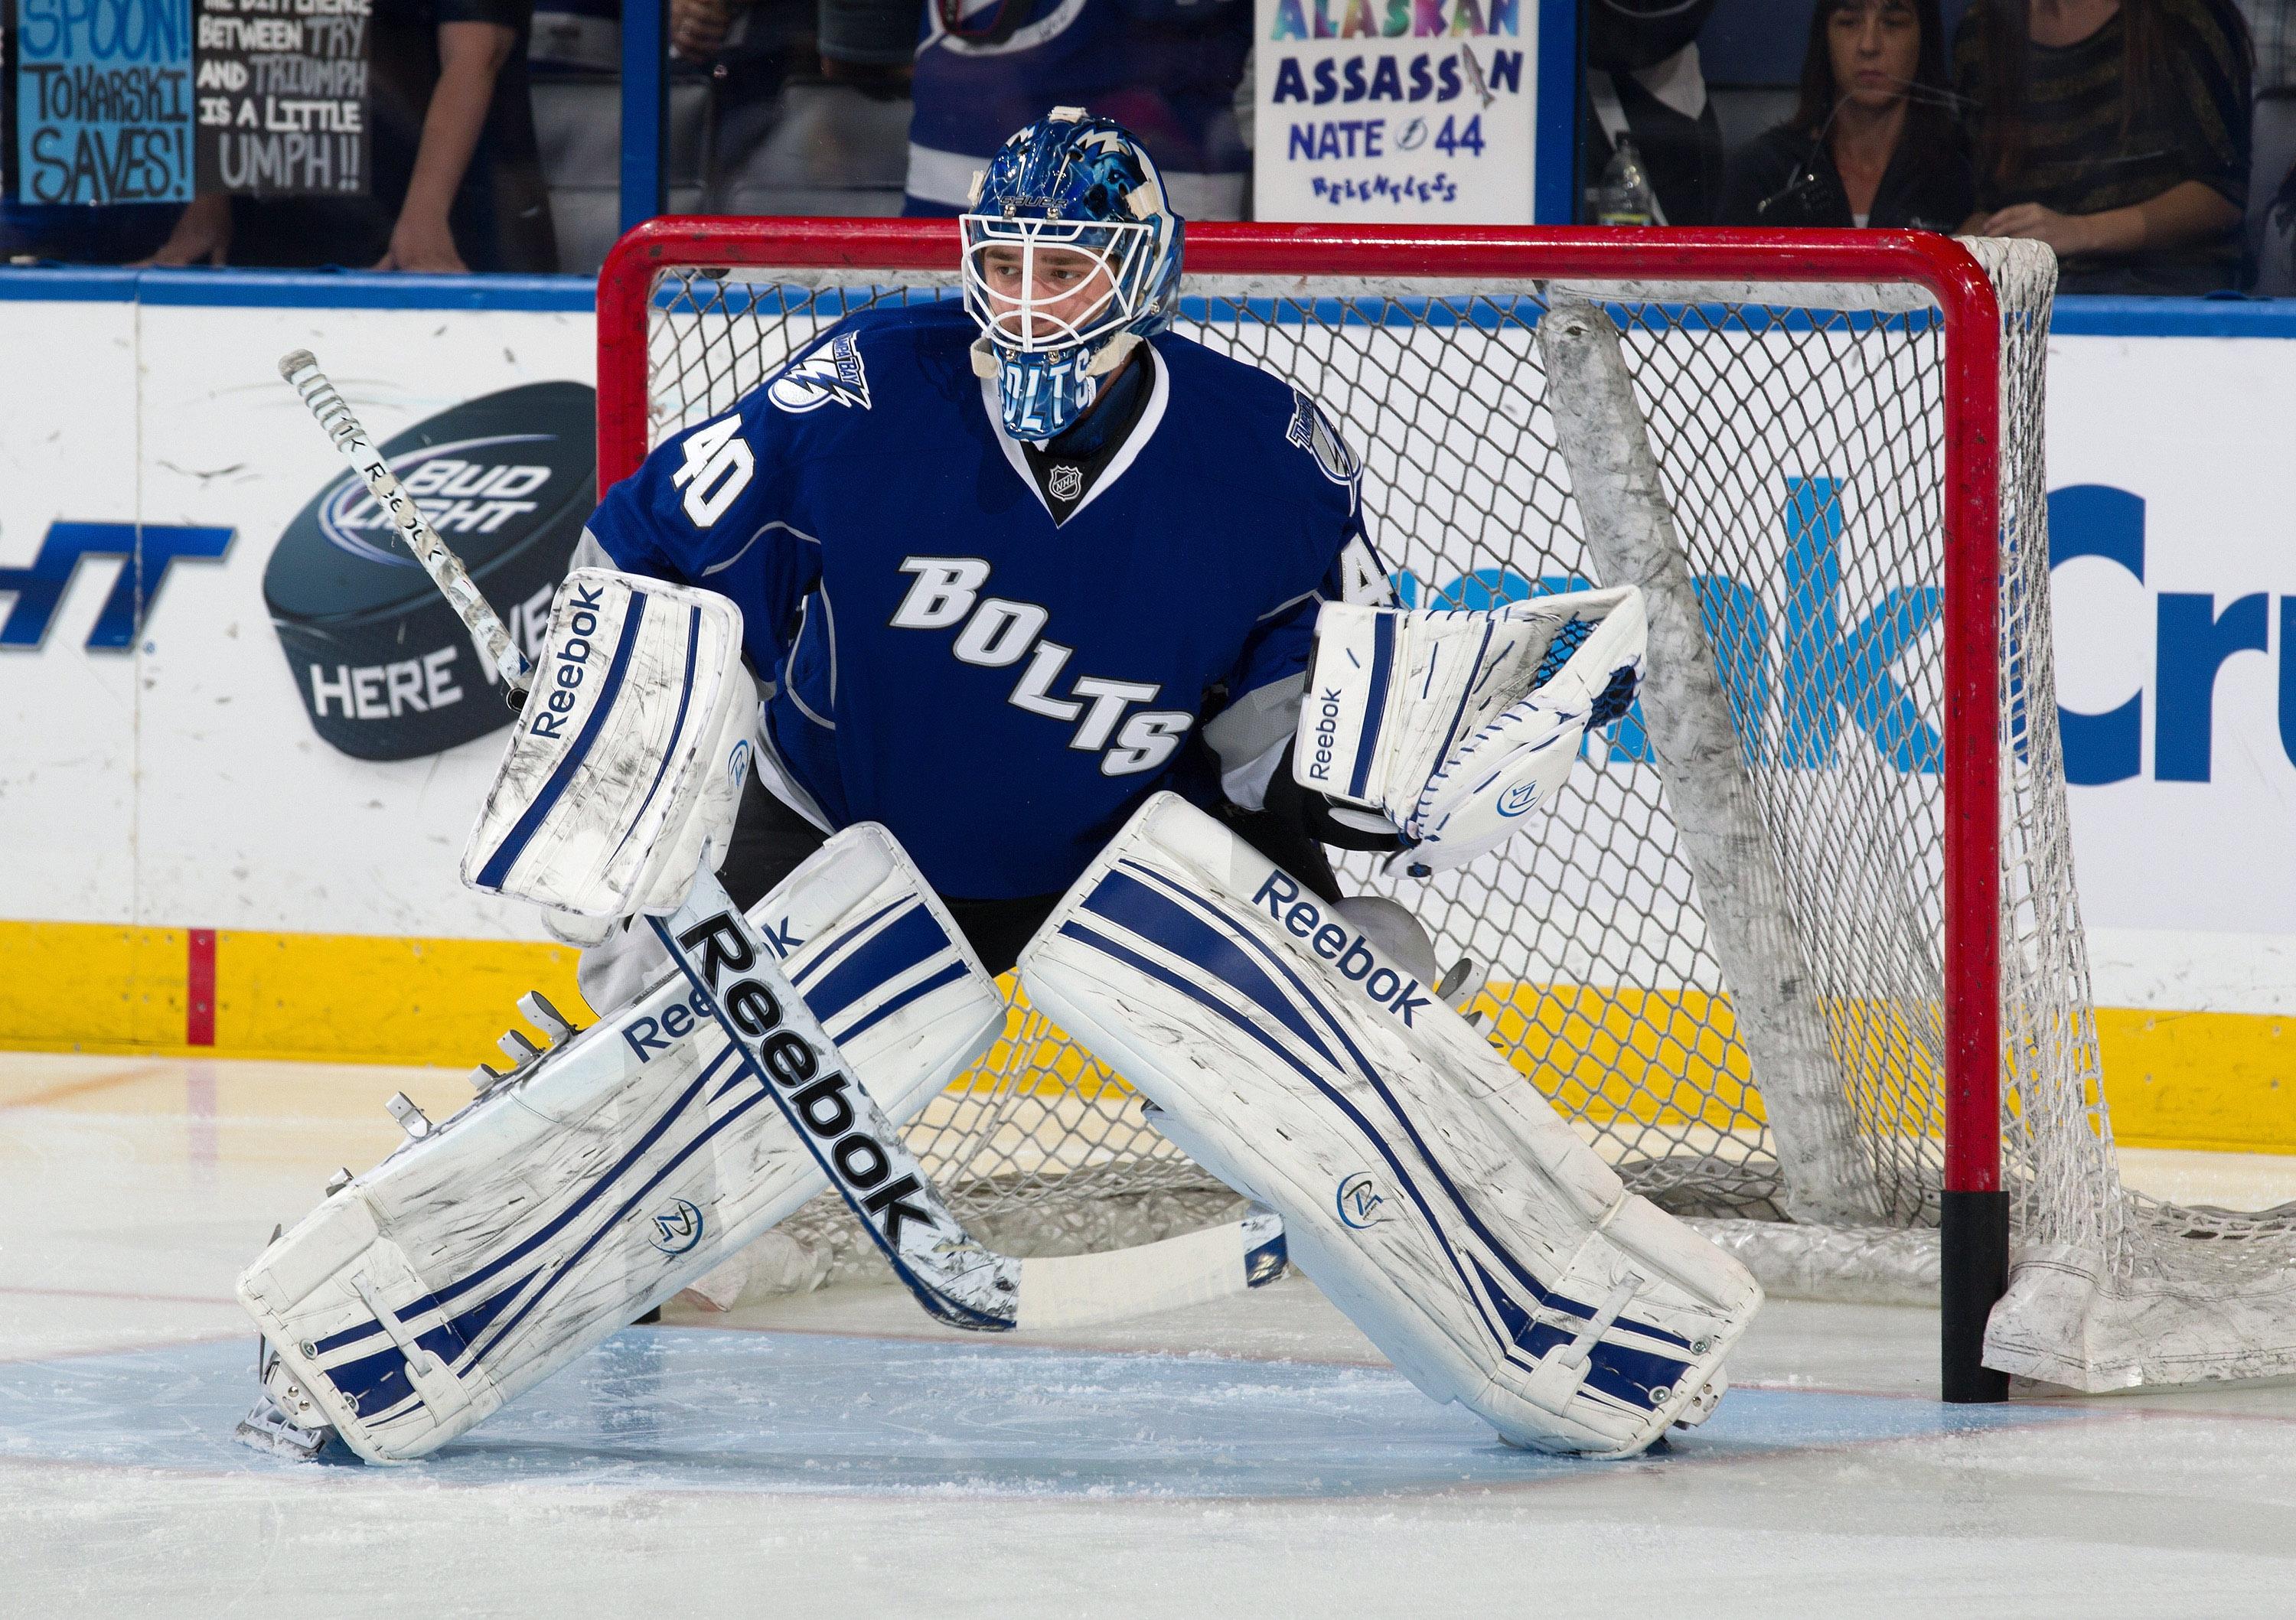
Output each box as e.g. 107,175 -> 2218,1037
628,233 -> 2296,1389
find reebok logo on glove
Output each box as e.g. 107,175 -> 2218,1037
1303,686 -> 1346,787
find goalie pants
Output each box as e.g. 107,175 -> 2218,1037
722,775 -> 1345,976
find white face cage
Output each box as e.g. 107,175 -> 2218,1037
960,215 -> 1156,355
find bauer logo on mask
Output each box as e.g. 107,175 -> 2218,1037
264,381 -> 596,762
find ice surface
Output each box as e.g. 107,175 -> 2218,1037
5,1053 -> 2296,1618
0,1329 -> 2083,1498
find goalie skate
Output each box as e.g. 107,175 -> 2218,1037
232,1333 -> 336,1462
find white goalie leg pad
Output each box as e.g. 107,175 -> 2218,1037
1018,793 -> 1760,1458
463,568 -> 758,923
1295,588 -> 1646,873
237,822 -> 1003,1463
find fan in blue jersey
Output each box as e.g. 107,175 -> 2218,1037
575,107 -> 1415,987
895,0 -> 1250,221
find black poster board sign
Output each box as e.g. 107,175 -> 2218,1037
193,0 -> 368,196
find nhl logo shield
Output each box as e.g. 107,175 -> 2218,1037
1049,464 -> 1084,502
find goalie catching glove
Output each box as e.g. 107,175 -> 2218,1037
1293,587 -> 1645,874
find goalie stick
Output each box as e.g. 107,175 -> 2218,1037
651,872 -> 1284,1328
279,350 -> 532,698
276,347 -> 1287,1333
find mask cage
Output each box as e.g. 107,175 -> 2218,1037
960,215 -> 1156,356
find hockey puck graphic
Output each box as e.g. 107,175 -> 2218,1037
265,381 -> 595,761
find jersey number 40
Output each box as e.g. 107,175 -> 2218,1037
672,417 -> 757,528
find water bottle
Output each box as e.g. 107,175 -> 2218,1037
1596,137 -> 1658,227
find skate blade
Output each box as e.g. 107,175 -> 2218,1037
232,1397 -> 335,1462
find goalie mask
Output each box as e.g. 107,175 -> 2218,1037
960,109 -> 1185,442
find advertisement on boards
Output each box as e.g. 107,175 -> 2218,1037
0,286 -> 593,947
266,381 -> 592,760
2041,331 -> 2296,1023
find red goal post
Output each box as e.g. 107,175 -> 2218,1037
595,220 -> 2014,1402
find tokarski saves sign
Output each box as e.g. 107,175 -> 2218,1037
1251,0 -> 1538,223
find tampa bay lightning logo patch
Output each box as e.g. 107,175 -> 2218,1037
647,1198 -> 706,1254
1286,389 -> 1360,487
768,332 -> 872,415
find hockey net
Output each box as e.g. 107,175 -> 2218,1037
598,223 -> 2296,1390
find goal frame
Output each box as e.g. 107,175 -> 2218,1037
595,218 -> 2013,1403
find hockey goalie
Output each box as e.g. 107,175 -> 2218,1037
235,109 -> 1760,1468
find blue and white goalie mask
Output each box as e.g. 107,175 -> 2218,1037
960,108 -> 1185,442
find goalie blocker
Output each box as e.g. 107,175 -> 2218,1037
1019,793 -> 1760,1457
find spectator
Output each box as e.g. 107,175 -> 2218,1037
1583,0 -> 1727,225
1955,0 -> 2252,293
686,0 -> 909,223
819,0 -> 918,80
668,0 -> 814,67
2233,2 -> 2296,289
2233,0 -> 2295,88
890,0 -> 1250,219
2261,160 -> 2296,287
532,0 -> 621,70
148,0 -> 557,273
1718,0 -> 1974,230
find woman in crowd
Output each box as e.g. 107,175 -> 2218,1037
1955,0 -> 2252,292
1720,0 -> 1974,230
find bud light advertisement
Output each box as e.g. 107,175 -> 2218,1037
263,380 -> 595,761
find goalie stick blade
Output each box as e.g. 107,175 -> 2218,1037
1243,1206 -> 1289,1286
1016,1207 -> 1289,1331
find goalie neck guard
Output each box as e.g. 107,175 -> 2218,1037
960,108 -> 1185,442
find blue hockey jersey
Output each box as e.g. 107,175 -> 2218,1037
585,301 -> 1384,901
902,0 -> 1251,220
